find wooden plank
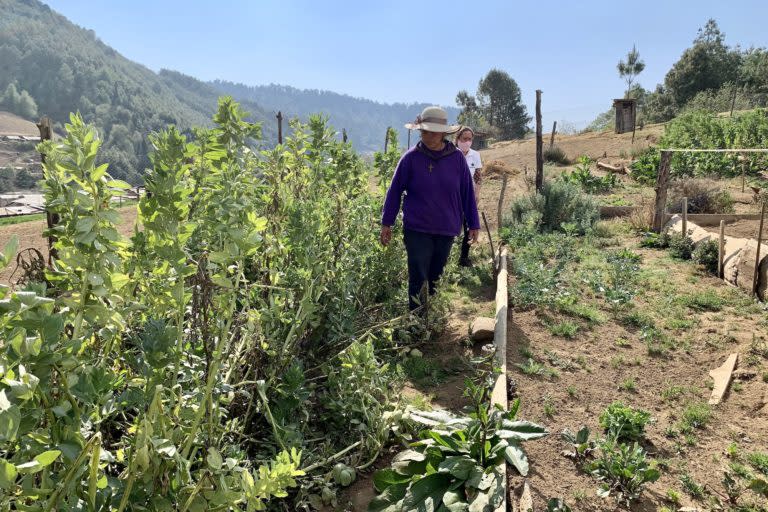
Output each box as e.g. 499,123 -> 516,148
709,353 -> 739,405
492,247 -> 509,512
496,174 -> 508,240
682,197 -> 688,237
718,220 -> 726,278
652,151 -> 672,232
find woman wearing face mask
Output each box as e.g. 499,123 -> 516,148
380,106 -> 480,311
455,126 -> 483,267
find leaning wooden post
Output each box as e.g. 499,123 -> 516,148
496,174 -> 508,239
652,150 -> 672,232
276,111 -> 283,145
535,90 -> 544,192
681,197 -> 688,236
37,116 -> 57,264
752,199 -> 766,298
482,212 -> 496,265
718,220 -> 726,279
383,126 -> 390,153
549,121 -> 557,149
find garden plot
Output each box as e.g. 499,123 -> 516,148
503,221 -> 768,511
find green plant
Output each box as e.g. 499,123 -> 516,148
560,426 -> 596,465
677,290 -> 725,311
548,320 -> 579,338
619,377 -> 637,392
543,394 -> 557,417
747,452 -> 768,476
680,472 -> 706,499
666,488 -> 682,504
668,233 -> 695,259
588,439 -> 660,506
679,402 -> 712,431
560,156 -> 618,193
515,358 -> 559,379
546,498 -> 572,511
668,179 -> 736,214
566,386 -> 577,397
598,402 -> 651,443
593,248 -> 642,313
544,145 -> 569,165
506,179 -> 599,234
401,354 -> 446,387
369,382 -> 548,511
693,239 -> 720,274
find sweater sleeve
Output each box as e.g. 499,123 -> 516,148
460,156 -> 481,230
381,153 -> 409,226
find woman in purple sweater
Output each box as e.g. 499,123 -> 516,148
380,106 -> 481,310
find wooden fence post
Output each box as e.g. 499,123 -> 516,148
752,199 -> 766,297
36,116 -> 57,264
718,220 -> 726,279
497,174 -> 508,239
407,129 -> 411,149
276,111 -> 283,145
384,126 -> 390,153
549,121 -> 557,149
342,128 -> 348,143
682,197 -> 688,236
535,90 -> 543,192
652,150 -> 672,232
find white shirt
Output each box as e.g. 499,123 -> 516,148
462,148 -> 482,178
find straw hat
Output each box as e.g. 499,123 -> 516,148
404,106 -> 459,133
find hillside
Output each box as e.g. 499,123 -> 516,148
0,0 -> 275,184
210,81 -> 461,152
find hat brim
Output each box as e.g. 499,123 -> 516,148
404,122 -> 460,133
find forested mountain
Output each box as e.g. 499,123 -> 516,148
210,81 -> 461,152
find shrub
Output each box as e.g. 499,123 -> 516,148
667,179 -> 735,214
507,180 -> 599,234
639,231 -> 670,249
560,156 -> 617,193
588,439 -> 660,506
667,233 -> 694,259
544,145 -> 569,165
693,239 -> 719,274
599,401 -> 652,443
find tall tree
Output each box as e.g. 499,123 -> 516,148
476,69 -> 530,140
664,19 -> 742,107
617,45 -> 646,97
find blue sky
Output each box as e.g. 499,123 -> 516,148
44,0 -> 768,129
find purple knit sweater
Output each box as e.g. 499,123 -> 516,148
381,141 -> 480,236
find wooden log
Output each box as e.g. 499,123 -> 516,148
718,220 -> 726,278
496,174 -> 508,239
596,161 -> 626,174
752,200 -> 766,297
535,90 -> 543,192
482,212 -> 495,264
652,151 -> 672,232
682,197 -> 688,237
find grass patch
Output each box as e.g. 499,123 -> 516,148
0,213 -> 45,226
675,290 -> 726,312
401,355 -> 448,387
515,358 -> 559,379
548,320 -> 579,338
747,452 -> 768,476
679,402 -> 711,432
622,310 -> 655,330
557,300 -> 606,324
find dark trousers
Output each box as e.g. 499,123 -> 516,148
459,218 -> 471,266
403,229 -> 454,311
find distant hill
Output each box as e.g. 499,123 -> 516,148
210,81 -> 461,152
0,0 -> 275,183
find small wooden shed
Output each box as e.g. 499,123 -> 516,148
613,99 -> 637,134
472,131 -> 490,150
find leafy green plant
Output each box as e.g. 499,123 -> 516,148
592,248 -> 642,313
668,233 -> 695,259
639,231 -> 670,249
598,402 -> 651,443
548,320 -> 579,338
560,156 -> 618,193
506,179 -> 599,234
747,452 -> 768,476
588,439 -> 660,506
369,383 -> 548,511
680,472 -> 706,499
560,426 -> 596,465
693,239 -> 720,274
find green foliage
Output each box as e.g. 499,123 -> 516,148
12,168 -> 37,189
0,82 -> 37,119
560,426 -> 596,464
548,320 -> 579,338
401,355 -> 447,387
668,179 -> 735,214
590,248 -> 641,313
668,233 -> 695,260
747,452 -> 768,476
0,102 -> 414,510
680,473 -> 706,498
475,69 -> 531,140
676,290 -> 725,311
693,239 -> 720,274
559,156 -> 618,193
587,439 -> 660,506
370,380 -> 548,511
544,145 -> 569,165
509,232 -> 575,308
617,45 -> 646,97
506,180 -> 599,235
598,402 -> 652,443
639,231 -> 670,249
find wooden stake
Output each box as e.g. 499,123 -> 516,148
482,211 -> 495,262
549,121 -> 557,149
342,128 -> 347,143
276,111 -> 283,145
37,116 -> 57,264
682,197 -> 688,237
742,161 -> 746,193
535,90 -> 543,192
718,220 -> 726,279
384,126 -> 390,153
652,151 -> 672,232
496,174 -> 508,240
407,128 -> 411,149
752,199 -> 766,297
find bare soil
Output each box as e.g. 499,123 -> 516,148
0,111 -> 39,137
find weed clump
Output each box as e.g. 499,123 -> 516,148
599,401 -> 652,443
506,180 -> 599,234
544,145 -> 570,165
692,239 -> 719,274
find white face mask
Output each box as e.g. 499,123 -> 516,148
457,140 -> 472,152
